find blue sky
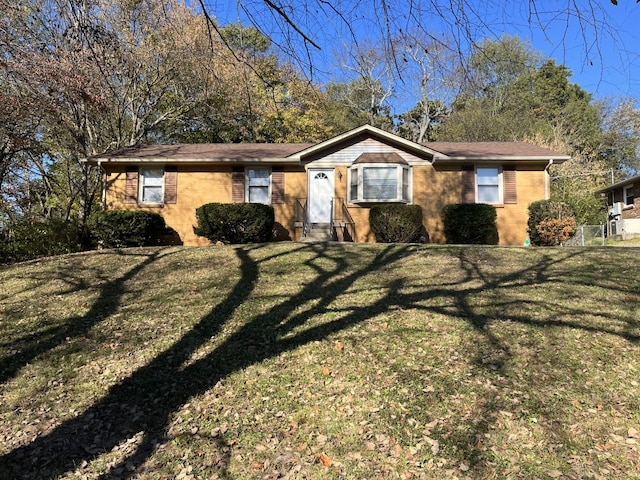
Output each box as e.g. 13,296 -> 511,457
203,1 -> 640,108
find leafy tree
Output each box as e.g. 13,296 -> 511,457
435,36 -> 542,141
1,0 -> 343,240
596,97 -> 640,176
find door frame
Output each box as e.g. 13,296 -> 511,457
307,168 -> 335,224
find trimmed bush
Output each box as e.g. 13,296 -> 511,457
0,219 -> 81,264
87,210 -> 167,248
193,203 -> 275,244
527,200 -> 576,246
442,203 -> 499,245
369,204 -> 424,243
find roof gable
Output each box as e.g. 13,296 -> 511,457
292,124 -> 439,162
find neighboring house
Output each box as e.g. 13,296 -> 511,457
85,124 -> 570,246
596,175 -> 640,239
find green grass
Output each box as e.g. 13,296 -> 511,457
0,243 -> 639,479
606,236 -> 640,247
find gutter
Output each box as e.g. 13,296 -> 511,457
97,160 -> 107,210
544,159 -> 554,199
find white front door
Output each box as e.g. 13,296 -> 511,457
308,169 -> 334,223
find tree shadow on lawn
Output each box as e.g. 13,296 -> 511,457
0,245 -> 638,479
0,243 -> 414,478
420,249 -> 640,476
0,249 -> 173,385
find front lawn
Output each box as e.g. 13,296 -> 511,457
1,244 -> 639,479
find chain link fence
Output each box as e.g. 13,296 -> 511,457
563,225 -> 605,247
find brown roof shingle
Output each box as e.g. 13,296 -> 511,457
352,152 -> 408,165
89,143 -> 315,162
426,141 -> 569,159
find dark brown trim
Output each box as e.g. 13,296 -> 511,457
232,167 -> 245,203
503,165 -> 517,204
125,167 -> 138,204
461,165 -> 475,204
271,166 -> 284,204
164,166 -> 178,204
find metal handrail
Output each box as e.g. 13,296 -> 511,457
296,198 -> 309,237
329,198 -> 335,239
341,200 -> 356,242
330,197 -> 356,242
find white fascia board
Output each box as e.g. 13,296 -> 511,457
434,155 -> 570,163
84,157 -> 300,165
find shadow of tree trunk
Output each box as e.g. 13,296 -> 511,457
0,243 -> 413,478
0,249 -> 169,384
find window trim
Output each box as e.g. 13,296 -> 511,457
245,167 -> 272,204
624,184 -> 634,207
475,166 -> 503,205
138,166 -> 165,205
348,164 -> 411,204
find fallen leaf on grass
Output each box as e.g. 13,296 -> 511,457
316,453 -> 333,467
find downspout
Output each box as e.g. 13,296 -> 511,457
544,159 -> 554,200
98,160 -> 107,210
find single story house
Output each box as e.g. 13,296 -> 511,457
596,174 -> 640,239
85,124 -> 570,246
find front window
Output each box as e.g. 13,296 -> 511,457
476,167 -> 501,204
140,167 -> 164,204
247,168 -> 270,203
624,185 -> 634,207
363,167 -> 397,200
350,168 -> 358,201
349,165 -> 410,203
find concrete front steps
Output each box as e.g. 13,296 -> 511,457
301,223 -> 334,242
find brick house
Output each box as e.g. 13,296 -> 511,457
597,175 -> 640,239
85,124 -> 570,245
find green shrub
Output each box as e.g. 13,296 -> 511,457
442,203 -> 499,245
87,210 -> 167,248
193,203 -> 275,244
369,204 -> 424,243
527,200 -> 576,246
0,219 -> 81,264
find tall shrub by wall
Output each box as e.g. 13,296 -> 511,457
527,200 -> 576,246
442,204 -> 499,245
194,203 -> 275,244
87,210 -> 167,248
369,204 -> 424,243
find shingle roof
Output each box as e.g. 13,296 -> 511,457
426,141 -> 569,159
596,174 -> 640,193
85,129 -> 570,166
352,153 -> 408,165
88,143 -> 315,163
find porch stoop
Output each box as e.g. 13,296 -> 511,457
301,223 -> 334,242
